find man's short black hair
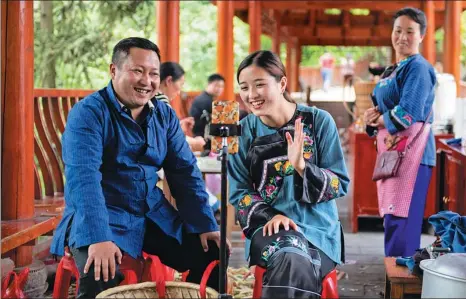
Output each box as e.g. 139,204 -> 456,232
393,7 -> 427,35
112,37 -> 161,68
207,73 -> 225,84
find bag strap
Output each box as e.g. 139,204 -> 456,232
402,108 -> 433,156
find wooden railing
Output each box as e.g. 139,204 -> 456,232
33,89 -> 94,200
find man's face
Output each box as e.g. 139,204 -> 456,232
208,80 -> 225,97
110,48 -> 160,109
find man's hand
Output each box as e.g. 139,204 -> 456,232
263,215 -> 299,236
84,241 -> 122,282
199,231 -> 231,253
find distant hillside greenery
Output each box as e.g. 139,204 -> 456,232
34,1 -> 465,90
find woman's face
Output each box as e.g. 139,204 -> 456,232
163,75 -> 185,100
392,15 -> 424,59
238,65 -> 286,118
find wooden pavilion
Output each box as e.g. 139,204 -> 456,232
1,0 -> 465,271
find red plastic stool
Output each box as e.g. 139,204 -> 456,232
119,255 -> 146,285
252,266 -> 339,298
141,253 -> 175,282
52,249 -> 80,299
52,250 -> 172,299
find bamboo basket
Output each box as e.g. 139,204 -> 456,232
353,81 -> 376,119
95,281 -> 219,298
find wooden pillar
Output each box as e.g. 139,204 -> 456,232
248,0 -> 262,53
292,43 -> 302,92
157,0 -> 179,62
443,0 -> 461,94
217,0 -> 234,101
286,40 -> 293,90
1,0 -> 35,266
227,0 -> 235,100
391,46 -> 397,64
421,0 -> 436,65
272,11 -> 281,55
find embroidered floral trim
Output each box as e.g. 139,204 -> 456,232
258,156 -> 288,192
303,124 -> 315,160
317,169 -> 340,203
377,55 -> 415,88
237,193 -> 263,229
390,105 -> 413,128
261,235 -> 309,263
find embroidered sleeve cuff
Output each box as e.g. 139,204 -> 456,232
297,161 -> 342,204
236,193 -> 280,238
384,105 -> 414,134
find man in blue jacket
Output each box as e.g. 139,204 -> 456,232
51,37 -> 228,298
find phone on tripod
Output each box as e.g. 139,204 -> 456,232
210,100 -> 240,154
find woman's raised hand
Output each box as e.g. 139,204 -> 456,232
263,214 -> 299,236
285,118 -> 306,177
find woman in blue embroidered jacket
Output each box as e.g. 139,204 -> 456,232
228,50 -> 349,298
364,7 -> 437,257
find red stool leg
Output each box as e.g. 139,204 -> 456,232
119,255 -> 144,285
141,253 -> 174,283
53,254 -> 80,299
181,271 -> 189,282
253,266 -> 265,299
322,269 -> 338,299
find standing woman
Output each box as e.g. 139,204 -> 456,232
228,50 -> 349,298
364,7 -> 436,257
157,62 -> 206,150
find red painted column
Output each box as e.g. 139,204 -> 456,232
157,0 -> 179,62
286,40 -> 293,90
1,0 -> 35,266
272,11 -> 281,55
443,0 -> 461,95
421,0 -> 436,65
217,0 -> 234,101
248,0 -> 262,53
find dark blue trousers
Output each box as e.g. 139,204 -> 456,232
384,164 -> 433,257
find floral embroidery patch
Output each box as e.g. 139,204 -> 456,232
260,161 -> 294,203
319,169 -> 340,202
303,124 -> 315,161
390,105 -> 413,128
261,235 -> 309,263
237,193 -> 262,227
377,55 -> 414,88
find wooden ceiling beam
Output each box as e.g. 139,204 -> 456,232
284,24 -> 392,41
224,0 -> 465,14
299,37 -> 392,46
260,1 -> 421,11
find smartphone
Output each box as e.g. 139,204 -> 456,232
211,100 -> 240,154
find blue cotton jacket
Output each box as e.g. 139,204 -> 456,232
371,54 -> 437,166
50,82 -> 218,258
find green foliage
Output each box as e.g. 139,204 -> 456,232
34,0 -> 154,89
34,2 -> 465,90
324,9 -> 341,15
350,9 -> 370,16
